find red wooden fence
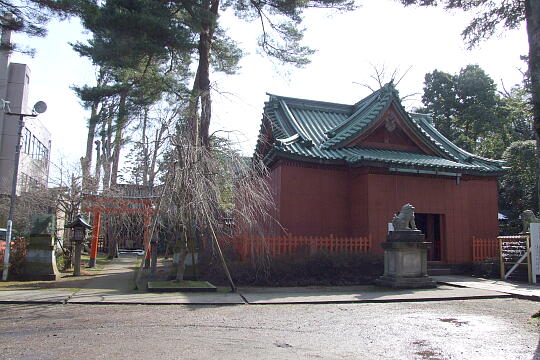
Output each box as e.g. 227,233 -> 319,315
472,237 -> 499,262
221,235 -> 372,261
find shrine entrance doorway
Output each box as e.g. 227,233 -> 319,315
415,213 -> 443,262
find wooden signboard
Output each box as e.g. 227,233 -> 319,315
530,223 -> 540,284
499,235 -> 532,283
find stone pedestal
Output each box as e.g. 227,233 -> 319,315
20,235 -> 60,281
376,230 -> 436,289
168,251 -> 199,280
72,241 -> 83,276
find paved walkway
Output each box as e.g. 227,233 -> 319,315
433,275 -> 540,300
0,255 -> 538,305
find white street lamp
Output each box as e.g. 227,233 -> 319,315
1,101 -> 47,281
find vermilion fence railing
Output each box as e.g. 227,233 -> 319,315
472,237 -> 499,262
221,235 -> 371,261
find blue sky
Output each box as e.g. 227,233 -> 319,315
9,0 -> 529,179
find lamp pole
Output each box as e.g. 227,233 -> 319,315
1,113 -> 35,281
1,101 -> 46,281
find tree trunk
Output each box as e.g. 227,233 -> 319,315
197,27 -> 212,149
81,69 -> 106,193
175,248 -> 189,282
102,115 -> 113,190
141,107 -> 149,186
81,105 -> 98,192
189,0 -> 220,148
148,124 -> 166,187
106,218 -> 118,259
174,226 -> 189,282
94,140 -> 101,193
526,0 -> 540,211
111,91 -> 128,187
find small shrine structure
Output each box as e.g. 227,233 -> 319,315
254,83 -> 505,265
82,187 -> 158,267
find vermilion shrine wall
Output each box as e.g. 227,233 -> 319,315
271,161 -> 499,264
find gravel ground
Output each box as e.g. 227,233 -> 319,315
0,298 -> 538,360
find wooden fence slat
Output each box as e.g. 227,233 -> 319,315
221,234 -> 374,261
472,236 -> 499,263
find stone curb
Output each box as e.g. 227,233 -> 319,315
0,288 -> 515,306
242,294 -> 513,306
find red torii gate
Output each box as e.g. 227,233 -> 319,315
82,195 -> 159,268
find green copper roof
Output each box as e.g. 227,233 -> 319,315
255,84 -> 505,176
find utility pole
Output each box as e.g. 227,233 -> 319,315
1,101 -> 47,281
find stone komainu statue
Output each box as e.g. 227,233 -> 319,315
392,203 -> 417,231
521,210 -> 539,233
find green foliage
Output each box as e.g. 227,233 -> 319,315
227,0 -> 354,66
499,84 -> 534,140
399,0 -> 525,49
74,0 -> 195,70
421,65 -> 522,158
0,0 -> 82,53
499,140 -> 538,234
400,0 -> 540,223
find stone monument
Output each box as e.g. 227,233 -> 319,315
20,214 -> 60,281
375,204 -> 437,288
520,210 -> 539,234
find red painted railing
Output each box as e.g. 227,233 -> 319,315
222,235 -> 371,261
472,237 -> 499,262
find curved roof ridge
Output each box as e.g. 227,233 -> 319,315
266,93 -> 351,112
322,90 -> 393,149
278,99 -> 308,140
411,113 -> 504,165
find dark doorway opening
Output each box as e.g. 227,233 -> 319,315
415,213 -> 442,261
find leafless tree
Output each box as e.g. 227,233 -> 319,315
157,123 -> 277,286
354,63 -> 419,102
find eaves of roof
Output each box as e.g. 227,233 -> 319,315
264,144 -> 505,176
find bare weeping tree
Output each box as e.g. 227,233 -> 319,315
354,63 -> 419,103
159,123 -> 276,286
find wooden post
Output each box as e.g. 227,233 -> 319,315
73,241 -> 83,276
88,212 -> 101,268
499,238 -> 505,280
527,234 -> 532,283
143,209 -> 151,268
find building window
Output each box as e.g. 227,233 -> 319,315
21,128 -> 49,164
22,128 -> 31,154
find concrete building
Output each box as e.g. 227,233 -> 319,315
0,29 -> 51,195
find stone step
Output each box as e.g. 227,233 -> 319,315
428,268 -> 452,276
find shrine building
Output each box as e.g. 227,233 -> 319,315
254,83 -> 505,264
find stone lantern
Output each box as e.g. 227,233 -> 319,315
65,215 -> 92,276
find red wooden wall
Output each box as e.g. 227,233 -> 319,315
271,161 -> 499,264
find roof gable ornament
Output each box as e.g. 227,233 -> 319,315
343,104 -> 437,156
385,113 -> 397,132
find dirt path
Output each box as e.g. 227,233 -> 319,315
73,254 -> 139,293
0,298 -> 538,359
